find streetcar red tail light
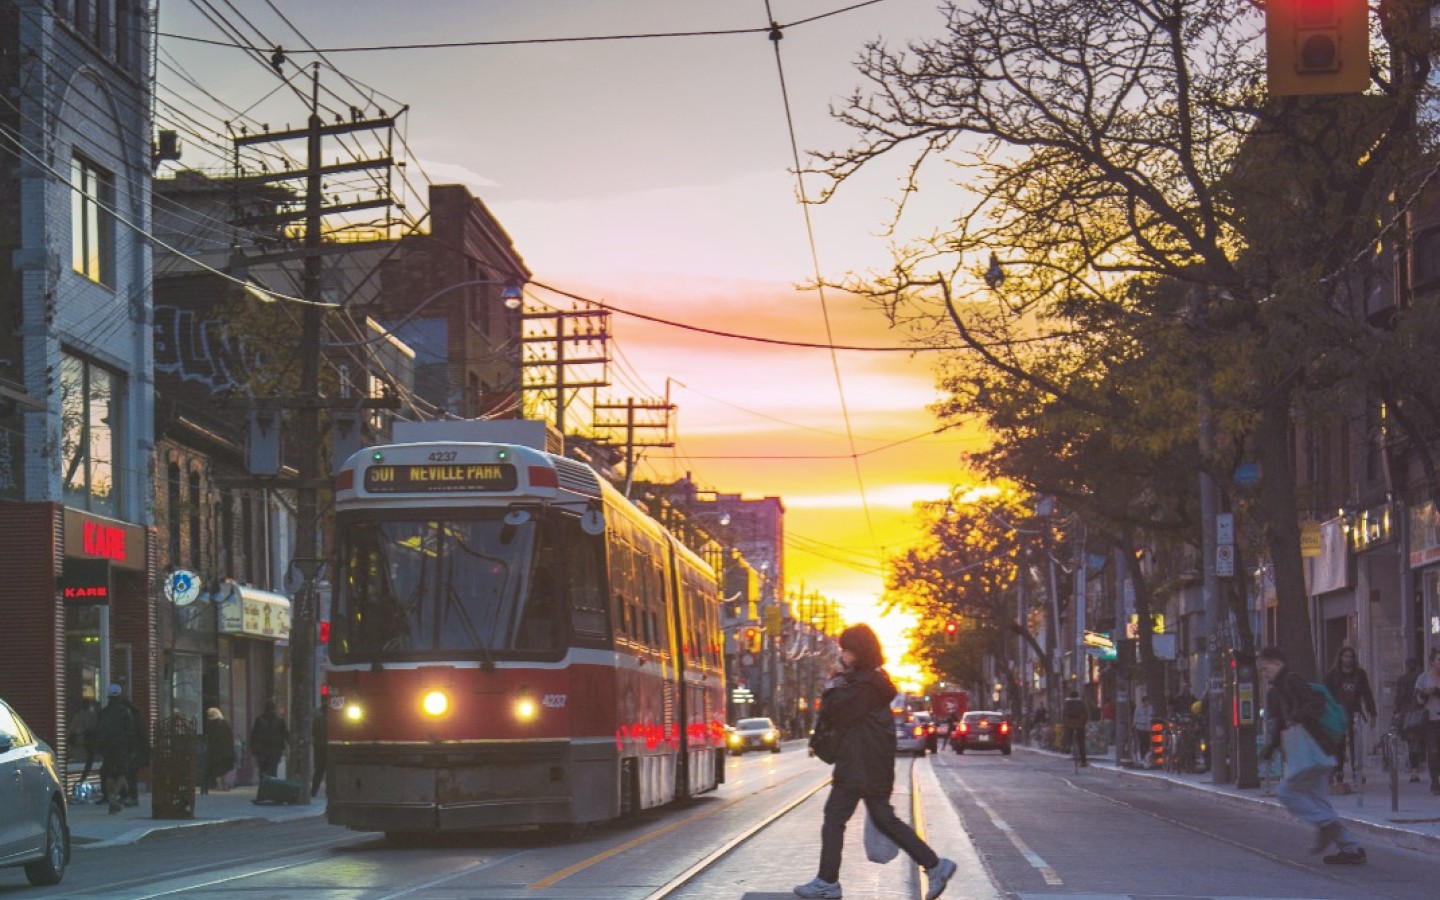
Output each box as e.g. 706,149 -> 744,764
336,469 -> 354,491
528,466 -> 559,488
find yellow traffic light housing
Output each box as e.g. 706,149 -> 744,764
1266,0 -> 1369,97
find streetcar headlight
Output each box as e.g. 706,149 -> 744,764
344,703 -> 364,723
515,697 -> 538,722
421,690 -> 450,717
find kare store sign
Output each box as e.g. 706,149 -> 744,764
64,509 -> 145,572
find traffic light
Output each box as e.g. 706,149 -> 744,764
743,627 -> 760,653
1265,0 -> 1369,97
943,620 -> 959,644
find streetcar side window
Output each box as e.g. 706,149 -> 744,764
565,516 -> 610,641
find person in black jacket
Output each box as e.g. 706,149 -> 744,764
1258,646 -> 1366,865
1323,646 -> 1376,785
793,624 -> 956,900
250,700 -> 290,778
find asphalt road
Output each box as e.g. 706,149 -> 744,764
929,746 -> 1440,899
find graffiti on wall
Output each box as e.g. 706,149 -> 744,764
154,306 -> 261,392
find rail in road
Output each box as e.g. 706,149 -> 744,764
29,741 -> 979,900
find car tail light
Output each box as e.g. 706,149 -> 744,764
958,723 -> 969,734
999,721 -> 1011,734
912,725 -> 924,737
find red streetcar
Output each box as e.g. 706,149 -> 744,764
323,424 -> 727,837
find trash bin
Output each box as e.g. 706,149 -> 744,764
151,713 -> 197,819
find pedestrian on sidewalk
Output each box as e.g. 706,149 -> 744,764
1323,646 -> 1376,785
203,708 -> 236,792
93,684 -> 137,814
250,700 -> 290,778
1061,690 -> 1089,766
1392,657 -> 1425,784
1133,692 -> 1153,765
69,696 -> 100,788
311,703 -> 327,798
1257,646 -> 1366,865
116,689 -> 148,807
1415,648 -> 1440,795
793,624 -> 956,900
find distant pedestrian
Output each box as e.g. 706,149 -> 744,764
1257,645 -> 1366,865
311,703 -> 328,798
1393,657 -> 1425,783
93,684 -> 137,814
1132,693 -> 1153,765
1061,690 -> 1089,766
69,696 -> 100,787
250,700 -> 290,778
203,708 -> 236,792
118,691 -> 149,807
1323,646 -> 1376,785
793,623 -> 956,900
1415,648 -> 1440,795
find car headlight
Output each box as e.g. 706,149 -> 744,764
764,731 -> 776,742
515,697 -> 538,722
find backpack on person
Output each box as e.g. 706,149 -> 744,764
1309,682 -> 1348,742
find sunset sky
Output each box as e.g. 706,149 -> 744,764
156,0 -> 983,663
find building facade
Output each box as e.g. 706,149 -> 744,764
0,0 -> 157,757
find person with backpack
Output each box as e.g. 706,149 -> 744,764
792,624 -> 957,900
93,684 -> 137,814
1323,646 -> 1377,785
1257,646 -> 1366,865
1061,690 -> 1089,766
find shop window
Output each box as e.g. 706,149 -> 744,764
71,155 -> 115,286
60,352 -> 121,516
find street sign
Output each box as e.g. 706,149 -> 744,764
1216,513 -> 1234,545
1216,544 -> 1234,578
165,569 -> 202,605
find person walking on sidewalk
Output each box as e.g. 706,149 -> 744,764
1323,646 -> 1376,785
1393,658 -> 1425,783
793,623 -> 956,900
1132,693 -> 1153,766
1257,646 -> 1366,865
1415,648 -> 1440,795
250,701 -> 290,778
69,696 -> 100,789
203,708 -> 236,792
93,684 -> 137,814
1061,690 -> 1089,766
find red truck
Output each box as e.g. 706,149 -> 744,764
930,691 -> 969,743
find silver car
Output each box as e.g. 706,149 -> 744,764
895,712 -> 928,756
0,697 -> 69,886
727,717 -> 782,755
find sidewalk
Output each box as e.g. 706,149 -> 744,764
67,782 -> 327,848
1021,744 -> 1440,853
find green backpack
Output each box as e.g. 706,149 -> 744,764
1309,682 -> 1347,742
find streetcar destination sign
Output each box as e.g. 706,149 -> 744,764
364,463 -> 518,493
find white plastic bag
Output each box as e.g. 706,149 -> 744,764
863,811 -> 900,864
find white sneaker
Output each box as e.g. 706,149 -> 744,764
925,858 -> 956,900
793,876 -> 842,899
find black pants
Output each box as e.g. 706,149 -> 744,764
1063,725 -> 1087,763
1333,712 -> 1361,779
256,751 -> 282,778
817,781 -> 939,884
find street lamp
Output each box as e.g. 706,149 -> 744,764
325,276 -> 527,348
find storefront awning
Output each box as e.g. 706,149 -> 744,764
217,584 -> 292,641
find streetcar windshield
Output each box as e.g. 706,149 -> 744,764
331,509 -> 582,663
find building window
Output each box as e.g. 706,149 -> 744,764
167,462 -> 182,558
60,352 -> 121,516
71,155 -> 114,286
188,469 -> 202,571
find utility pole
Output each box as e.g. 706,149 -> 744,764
520,307 -> 610,435
1191,285 -> 1229,784
233,65 -> 395,800
594,397 -> 674,496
